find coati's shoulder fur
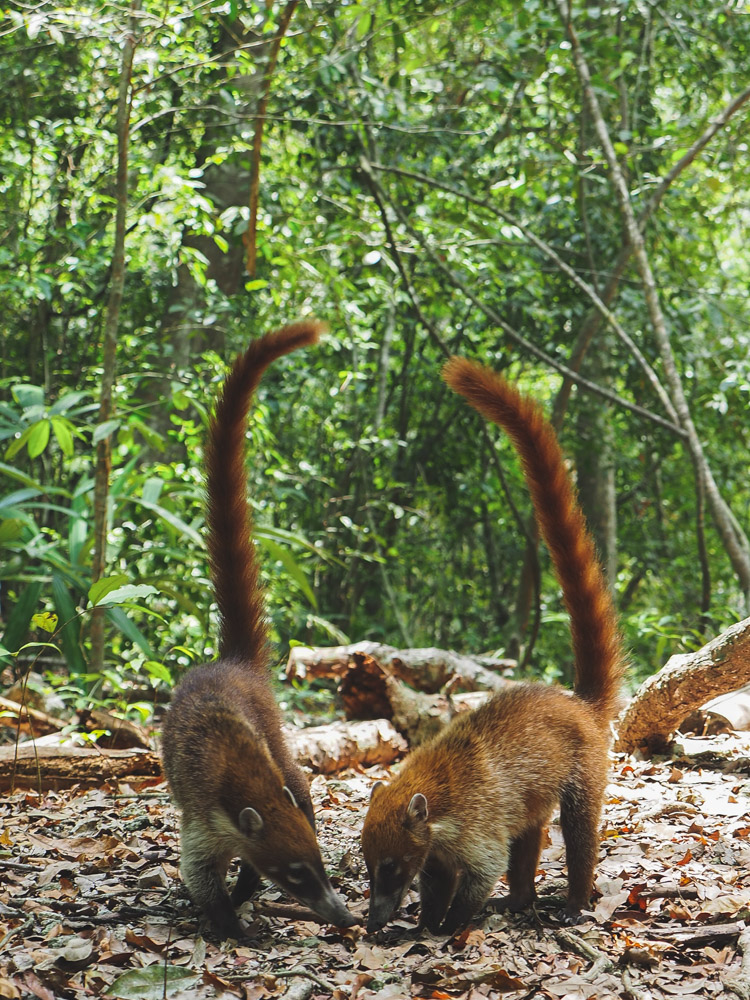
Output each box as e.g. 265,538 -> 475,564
361,358 -> 625,935
161,323 -> 353,939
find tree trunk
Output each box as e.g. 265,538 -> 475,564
574,349 -> 618,592
89,6 -> 139,673
557,0 -> 750,610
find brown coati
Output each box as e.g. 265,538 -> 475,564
161,322 -> 354,939
361,357 -> 625,935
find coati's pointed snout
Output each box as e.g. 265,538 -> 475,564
312,884 -> 357,928
366,898 -> 395,934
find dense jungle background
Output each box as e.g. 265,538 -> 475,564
1,0 -> 750,719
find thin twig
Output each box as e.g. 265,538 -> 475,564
556,926 -> 614,981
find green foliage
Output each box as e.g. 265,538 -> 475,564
1,0 -> 749,717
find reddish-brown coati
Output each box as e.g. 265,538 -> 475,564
162,322 -> 354,939
361,357 -> 625,934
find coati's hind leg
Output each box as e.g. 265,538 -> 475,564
418,853 -> 460,934
559,780 -> 603,921
230,862 -> 262,906
490,824 -> 544,914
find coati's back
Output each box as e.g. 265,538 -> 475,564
161,323 -> 353,938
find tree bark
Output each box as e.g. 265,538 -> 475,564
615,617 -> 750,754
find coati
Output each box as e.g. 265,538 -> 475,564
361,357 -> 625,935
161,322 -> 354,939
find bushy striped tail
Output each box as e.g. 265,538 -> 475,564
205,321 -> 324,662
442,357 -> 624,723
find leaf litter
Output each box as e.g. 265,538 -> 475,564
0,732 -> 749,999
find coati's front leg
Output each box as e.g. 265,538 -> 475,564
418,853 -> 460,933
489,824 -> 544,913
181,835 -> 244,939
230,862 -> 262,907
439,866 -> 501,934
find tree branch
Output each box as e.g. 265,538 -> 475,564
367,154 -> 684,437
369,161 -> 681,430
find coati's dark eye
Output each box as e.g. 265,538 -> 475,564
283,862 -> 317,892
377,859 -> 404,893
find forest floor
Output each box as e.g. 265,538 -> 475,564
1,732 -> 750,1000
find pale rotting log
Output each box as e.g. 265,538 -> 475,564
615,617 -> 750,754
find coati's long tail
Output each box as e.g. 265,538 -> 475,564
442,357 -> 624,723
205,321 -> 324,662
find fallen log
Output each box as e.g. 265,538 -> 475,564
289,719 -> 407,773
0,695 -> 70,738
615,617 -> 750,755
0,717 -> 408,790
286,641 -> 515,694
337,652 -> 493,745
0,744 -> 163,792
0,697 -> 153,749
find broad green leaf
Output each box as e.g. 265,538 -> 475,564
143,659 -> 172,684
88,574 -> 130,607
51,572 -> 86,674
0,487 -> 40,510
27,420 -> 51,458
90,583 -> 158,607
32,612 -> 58,633
51,416 -> 75,457
92,419 -> 121,445
49,390 -> 90,416
141,477 -> 164,504
5,425 -> 35,460
106,965 -> 199,999
11,384 -> 44,408
0,518 -> 24,544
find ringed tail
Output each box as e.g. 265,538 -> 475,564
442,357 -> 624,722
205,321 -> 325,662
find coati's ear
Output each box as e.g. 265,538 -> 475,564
282,785 -> 298,808
406,792 -> 428,825
370,780 -> 386,801
239,806 -> 264,837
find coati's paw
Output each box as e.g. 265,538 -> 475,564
229,870 -> 261,907
204,911 -> 247,941
560,906 -> 585,926
418,916 -> 446,936
438,911 -> 475,936
487,892 -> 536,915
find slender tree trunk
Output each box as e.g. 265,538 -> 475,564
89,6 -> 139,673
245,0 -> 299,277
555,0 -> 750,610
